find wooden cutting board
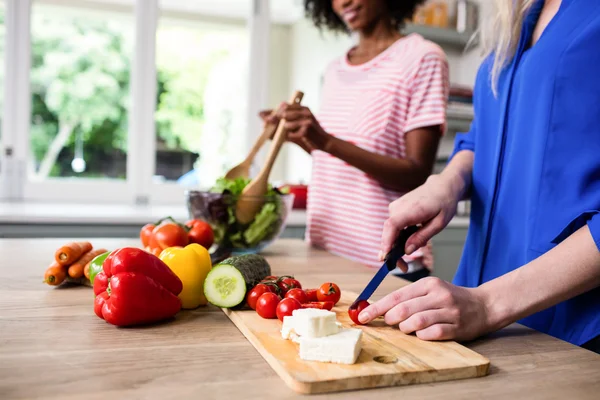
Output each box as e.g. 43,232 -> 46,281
223,291 -> 490,394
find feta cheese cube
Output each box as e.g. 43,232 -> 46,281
290,308 -> 339,338
297,328 -> 363,365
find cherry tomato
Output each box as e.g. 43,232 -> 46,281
285,288 -> 309,304
186,219 -> 214,249
348,300 -> 370,325
256,292 -> 280,319
247,283 -> 276,310
302,301 -> 334,311
277,276 -> 302,295
304,288 -> 318,302
276,298 -> 302,322
140,223 -> 155,247
263,275 -> 278,281
317,282 -> 341,305
149,222 -> 189,251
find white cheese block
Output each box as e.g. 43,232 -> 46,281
281,315 -> 295,340
290,308 -> 340,338
297,328 -> 363,365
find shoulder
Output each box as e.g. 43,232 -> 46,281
391,34 -> 448,70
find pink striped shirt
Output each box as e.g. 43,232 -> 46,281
306,34 -> 449,269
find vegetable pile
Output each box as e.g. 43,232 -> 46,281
140,216 -> 214,256
43,241 -> 110,287
248,278 -> 343,322
188,177 -> 289,250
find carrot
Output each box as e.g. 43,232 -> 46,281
84,263 -> 91,280
44,262 -> 67,286
55,241 -> 93,266
68,248 -> 107,279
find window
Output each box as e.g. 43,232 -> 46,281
0,1 -> 5,142
154,10 -> 249,188
2,0 -> 278,205
29,2 -> 133,181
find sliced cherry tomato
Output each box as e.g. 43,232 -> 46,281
256,292 -> 280,319
304,288 -> 318,302
186,219 -> 214,249
276,298 -> 302,321
348,300 -> 370,325
317,282 -> 341,305
302,301 -> 334,311
285,288 -> 308,304
247,283 -> 276,310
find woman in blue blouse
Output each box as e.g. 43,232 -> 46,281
358,0 -> 600,353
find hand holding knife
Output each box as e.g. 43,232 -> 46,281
349,225 -> 420,310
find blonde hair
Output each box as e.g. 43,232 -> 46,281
481,0 -> 536,94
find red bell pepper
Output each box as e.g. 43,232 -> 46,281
93,247 -> 183,327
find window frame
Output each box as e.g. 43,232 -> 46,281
0,0 -> 272,206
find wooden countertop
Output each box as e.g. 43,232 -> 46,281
1,238 -> 599,399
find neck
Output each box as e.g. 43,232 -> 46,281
356,18 -> 401,52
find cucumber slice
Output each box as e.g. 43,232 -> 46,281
204,265 -> 247,308
204,254 -> 272,308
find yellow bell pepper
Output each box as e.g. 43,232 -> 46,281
159,243 -> 212,309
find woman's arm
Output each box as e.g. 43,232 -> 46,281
278,103 -> 443,192
323,126 -> 441,192
359,224 -> 600,341
482,225 -> 600,331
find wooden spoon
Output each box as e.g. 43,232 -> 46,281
224,111 -> 278,181
235,90 -> 304,224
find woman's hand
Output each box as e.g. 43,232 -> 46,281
380,174 -> 463,268
258,103 -> 332,152
358,277 -> 494,341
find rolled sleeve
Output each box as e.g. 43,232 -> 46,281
449,124 -> 476,162
552,210 -> 600,252
403,52 -> 449,134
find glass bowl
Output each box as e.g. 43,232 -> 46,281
186,190 -> 294,261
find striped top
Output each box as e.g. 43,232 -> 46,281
306,33 -> 449,269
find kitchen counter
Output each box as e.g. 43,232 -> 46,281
0,202 -> 470,227
1,238 -> 599,399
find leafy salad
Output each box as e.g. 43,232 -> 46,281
207,177 -> 290,249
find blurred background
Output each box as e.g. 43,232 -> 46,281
0,0 -> 486,280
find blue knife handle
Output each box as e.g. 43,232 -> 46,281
384,225 -> 419,271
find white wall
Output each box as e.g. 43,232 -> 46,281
280,0 -> 493,184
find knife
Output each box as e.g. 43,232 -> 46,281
350,225 -> 420,309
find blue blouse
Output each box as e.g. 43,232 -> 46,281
450,0 -> 600,346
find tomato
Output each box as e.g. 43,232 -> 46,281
302,301 -> 334,311
186,219 -> 214,249
304,288 -> 318,302
285,288 -> 308,304
276,298 -> 302,322
255,292 -> 280,319
148,222 -> 189,251
247,284 -> 276,310
140,223 -> 155,247
348,300 -> 370,325
277,276 -> 302,295
317,282 -> 341,305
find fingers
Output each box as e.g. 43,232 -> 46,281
358,280 -> 429,324
284,120 -> 311,135
404,215 -> 446,255
397,309 -> 451,334
380,219 -> 400,260
258,109 -> 278,124
383,294 -> 439,326
281,105 -> 311,122
415,323 -> 456,341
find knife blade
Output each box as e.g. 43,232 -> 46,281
350,225 -> 419,309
